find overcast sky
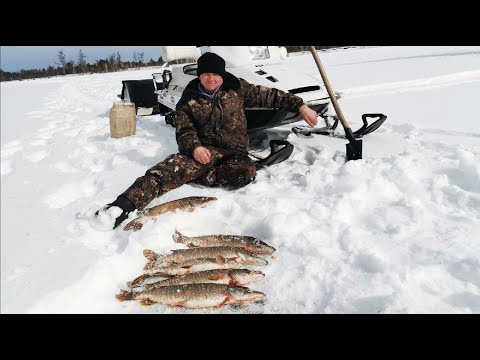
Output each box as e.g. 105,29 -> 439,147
0,46 -> 164,72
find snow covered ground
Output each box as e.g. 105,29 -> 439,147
1,46 -> 480,314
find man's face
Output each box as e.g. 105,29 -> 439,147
199,73 -> 223,91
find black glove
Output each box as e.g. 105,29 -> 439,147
95,196 -> 136,229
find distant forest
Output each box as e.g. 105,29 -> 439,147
0,46 -> 343,82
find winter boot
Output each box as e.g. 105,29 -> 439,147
192,169 -> 217,187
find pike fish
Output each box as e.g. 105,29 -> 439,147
173,230 -> 276,255
123,196 -> 217,231
133,257 -> 255,281
130,269 -> 264,290
116,283 -> 266,308
143,246 -> 268,270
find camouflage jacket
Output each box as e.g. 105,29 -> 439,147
175,73 -> 304,156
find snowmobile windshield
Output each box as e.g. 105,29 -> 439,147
249,46 -> 270,60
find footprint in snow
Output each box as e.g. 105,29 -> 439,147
24,150 -> 50,162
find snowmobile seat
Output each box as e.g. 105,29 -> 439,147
120,79 -> 158,110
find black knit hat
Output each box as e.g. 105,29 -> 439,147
197,52 -> 226,78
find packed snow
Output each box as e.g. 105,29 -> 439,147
1,46 -> 480,314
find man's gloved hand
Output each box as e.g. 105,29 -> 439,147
89,196 -> 136,231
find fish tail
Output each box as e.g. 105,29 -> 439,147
116,290 -> 136,301
172,229 -> 184,243
127,274 -> 149,288
123,218 -> 144,231
143,249 -> 158,261
123,219 -> 136,231
143,249 -> 159,270
132,222 -> 144,231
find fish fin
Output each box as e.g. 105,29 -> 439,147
116,290 -> 135,301
143,249 -> 158,261
228,256 -> 240,263
243,245 -> 256,253
217,294 -> 232,308
207,274 -> 222,280
215,256 -> 226,265
228,274 -> 239,286
174,290 -> 193,307
139,298 -> 156,306
180,265 -> 192,269
174,300 -> 188,307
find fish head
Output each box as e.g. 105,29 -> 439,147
190,196 -> 217,206
261,243 -> 276,255
230,270 -> 265,286
239,252 -> 268,266
202,197 -> 217,204
186,197 -> 217,211
245,243 -> 276,255
226,286 -> 266,304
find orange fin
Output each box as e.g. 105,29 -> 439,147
208,274 -> 222,280
174,300 -> 188,307
139,298 -> 156,306
217,294 -> 231,308
215,256 -> 226,265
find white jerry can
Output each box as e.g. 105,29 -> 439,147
109,102 -> 136,139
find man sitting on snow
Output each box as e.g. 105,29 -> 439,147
90,51 -> 318,230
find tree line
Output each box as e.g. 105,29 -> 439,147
0,46 -> 343,82
0,49 -> 165,82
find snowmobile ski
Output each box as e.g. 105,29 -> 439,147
251,140 -> 294,169
292,113 -> 387,138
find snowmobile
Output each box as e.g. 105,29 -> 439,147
119,46 -> 386,167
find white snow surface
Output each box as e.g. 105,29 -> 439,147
1,46 -> 480,314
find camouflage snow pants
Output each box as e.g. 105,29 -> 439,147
120,146 -> 256,210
